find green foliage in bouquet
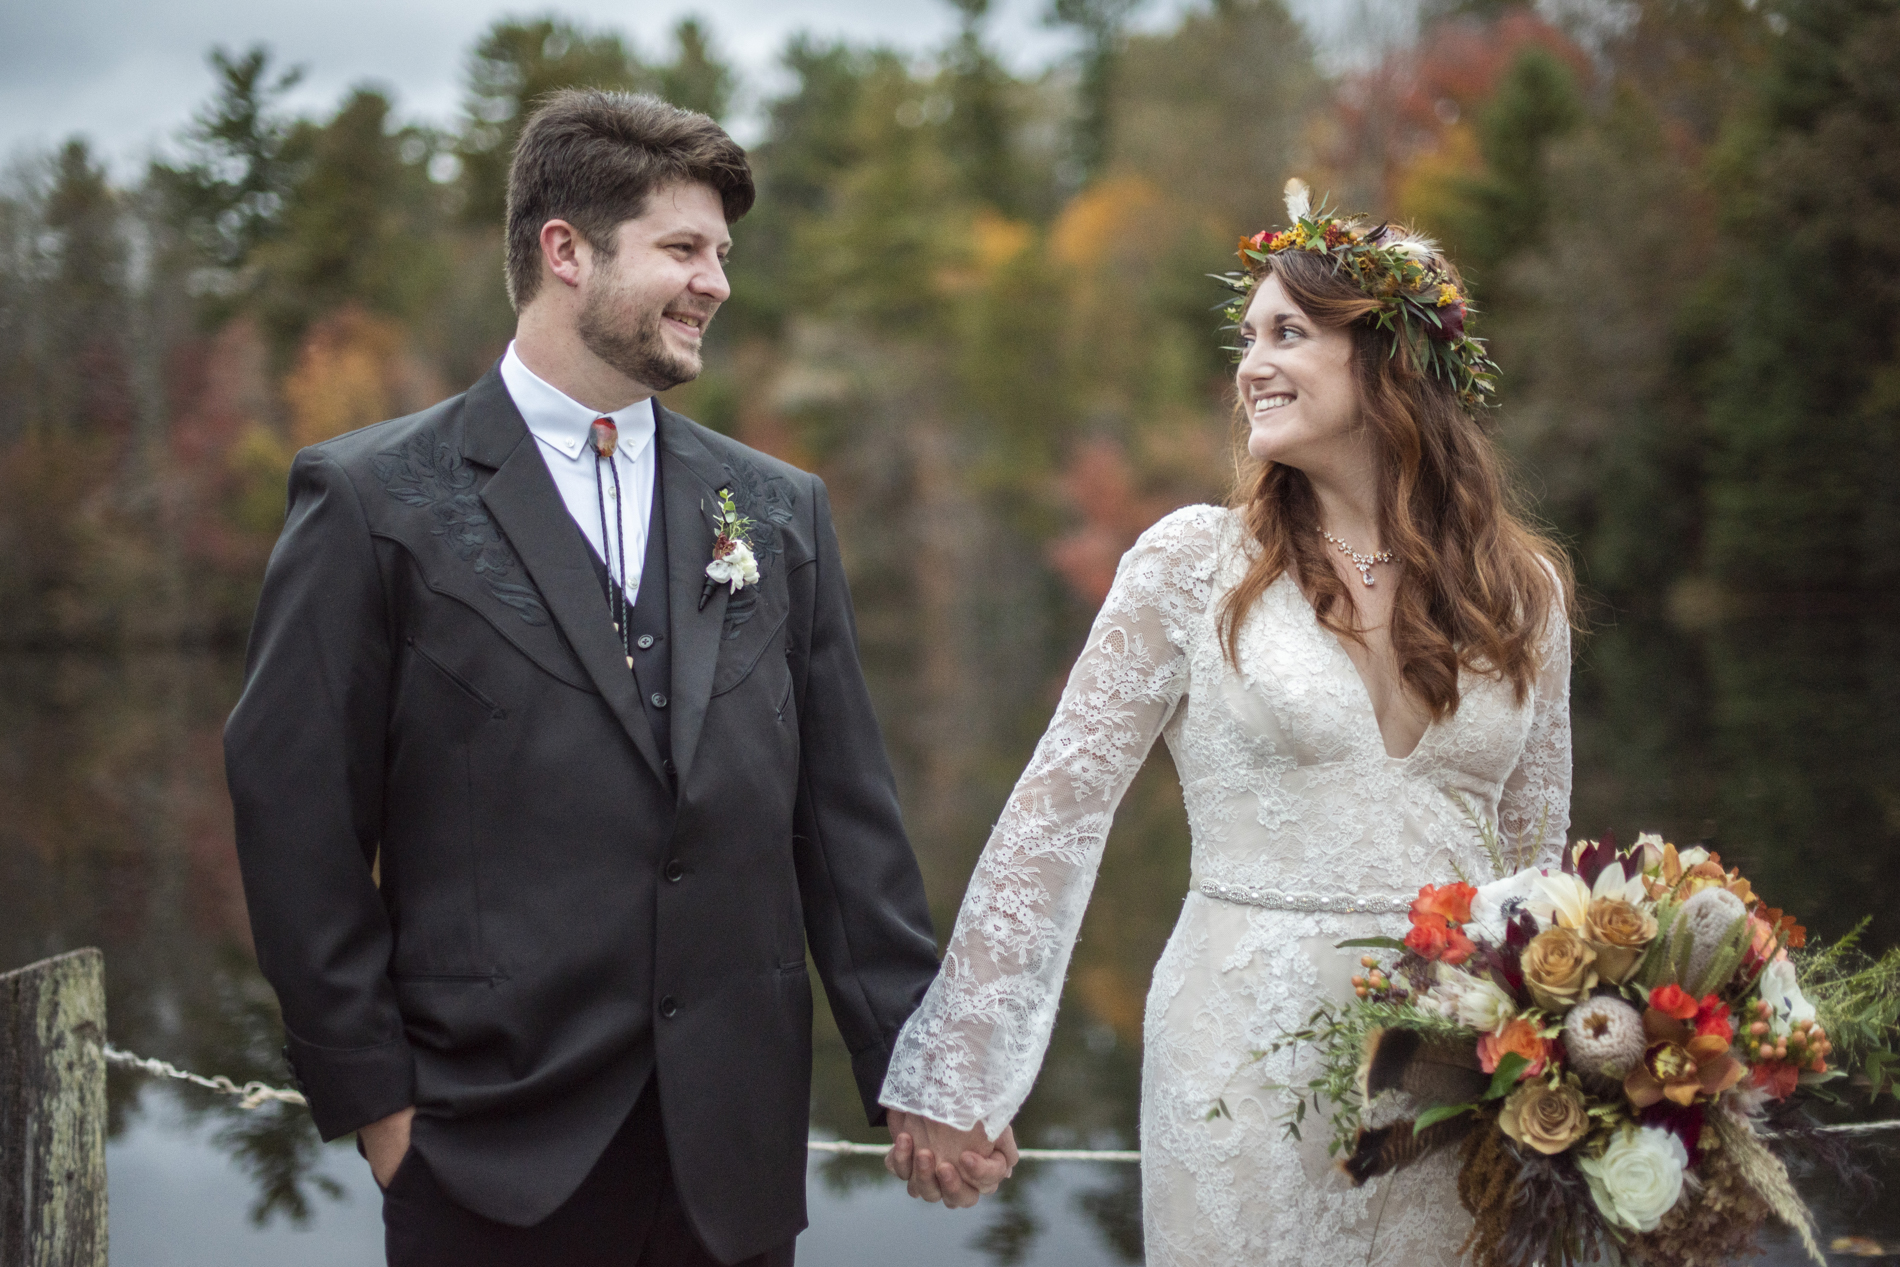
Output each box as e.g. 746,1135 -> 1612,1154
1792,921 -> 1900,1103
1249,996 -> 1473,1156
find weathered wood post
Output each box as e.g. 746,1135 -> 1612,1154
0,949 -> 108,1267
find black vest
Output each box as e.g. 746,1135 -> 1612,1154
583,468 -> 673,777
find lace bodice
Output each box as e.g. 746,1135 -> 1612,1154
880,504 -> 1572,1141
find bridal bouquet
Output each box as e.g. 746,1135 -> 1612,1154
1266,833 -> 1900,1267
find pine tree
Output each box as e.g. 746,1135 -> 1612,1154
1702,0 -> 1900,590
455,18 -> 648,228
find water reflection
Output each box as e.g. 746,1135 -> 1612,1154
2,603 -> 1896,1262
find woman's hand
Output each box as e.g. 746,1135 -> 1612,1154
884,1110 -> 1018,1209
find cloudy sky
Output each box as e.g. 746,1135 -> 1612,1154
0,0 -> 1356,177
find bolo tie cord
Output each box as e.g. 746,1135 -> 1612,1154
590,417 -> 632,667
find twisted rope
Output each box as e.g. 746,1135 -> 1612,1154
101,1043 -> 1897,1161
105,1043 -> 309,1111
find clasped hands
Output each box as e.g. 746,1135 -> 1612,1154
883,1109 -> 1019,1209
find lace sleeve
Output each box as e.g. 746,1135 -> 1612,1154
1499,583 -> 1573,870
878,506 -> 1224,1137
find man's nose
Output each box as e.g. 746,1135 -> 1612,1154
695,257 -> 731,303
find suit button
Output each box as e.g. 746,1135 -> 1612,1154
663,759 -> 677,777
664,859 -> 684,882
636,634 -> 655,649
659,996 -> 679,1018
650,692 -> 668,708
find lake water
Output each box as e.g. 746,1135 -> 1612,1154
3,606 -> 1896,1263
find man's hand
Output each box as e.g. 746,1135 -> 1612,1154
359,1106 -> 415,1189
883,1110 -> 1018,1209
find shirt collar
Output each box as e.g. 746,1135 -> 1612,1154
499,341 -> 657,462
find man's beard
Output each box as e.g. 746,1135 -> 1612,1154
576,275 -> 701,393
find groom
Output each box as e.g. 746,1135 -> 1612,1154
226,90 -> 1007,1266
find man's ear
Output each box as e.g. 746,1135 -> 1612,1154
539,220 -> 585,290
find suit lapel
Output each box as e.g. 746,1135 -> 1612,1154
463,370 -> 669,785
658,406 -> 730,785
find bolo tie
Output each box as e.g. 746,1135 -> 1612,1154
589,417 -> 634,669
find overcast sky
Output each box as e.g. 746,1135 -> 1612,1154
0,0 -> 1361,178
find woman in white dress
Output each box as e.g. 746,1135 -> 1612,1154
878,186 -> 1575,1265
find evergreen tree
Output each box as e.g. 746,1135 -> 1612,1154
1702,0 -> 1900,590
1045,0 -> 1148,185
39,140 -> 134,439
253,89 -> 447,358
941,0 -> 1024,213
455,18 -> 648,227
1441,45 -> 1585,285
149,46 -> 305,271
658,19 -> 735,121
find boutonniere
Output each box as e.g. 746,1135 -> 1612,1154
699,487 -> 760,610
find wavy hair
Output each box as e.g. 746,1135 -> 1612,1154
1218,248 -> 1573,716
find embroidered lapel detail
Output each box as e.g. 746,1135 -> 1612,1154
373,430 -> 550,627
714,457 -> 796,641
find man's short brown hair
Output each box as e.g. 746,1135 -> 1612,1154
505,89 -> 755,308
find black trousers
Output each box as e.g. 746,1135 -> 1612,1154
382,1084 -> 797,1267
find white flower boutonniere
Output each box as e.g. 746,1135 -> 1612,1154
699,487 -> 759,608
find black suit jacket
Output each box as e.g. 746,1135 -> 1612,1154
225,368 -> 940,1259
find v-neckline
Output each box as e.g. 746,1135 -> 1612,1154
1283,578 -> 1430,762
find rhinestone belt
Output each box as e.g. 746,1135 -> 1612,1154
1197,880 -> 1410,916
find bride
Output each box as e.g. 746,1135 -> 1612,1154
877,183 -> 1576,1265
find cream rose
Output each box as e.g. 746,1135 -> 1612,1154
1521,927 -> 1599,1013
1498,1080 -> 1591,1155
1581,897 -> 1657,985
1579,1126 -> 1688,1232
706,539 -> 760,591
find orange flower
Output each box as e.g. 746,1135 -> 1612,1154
1412,883 -> 1477,927
1478,1018 -> 1550,1080
1648,984 -> 1699,1021
1404,917 -> 1476,965
1757,906 -> 1807,950
1694,998 -> 1734,1044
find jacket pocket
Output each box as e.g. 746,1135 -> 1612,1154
408,637 -> 507,719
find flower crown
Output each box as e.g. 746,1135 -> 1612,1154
1217,179 -> 1500,409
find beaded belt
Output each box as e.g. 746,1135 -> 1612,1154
1197,880 -> 1410,915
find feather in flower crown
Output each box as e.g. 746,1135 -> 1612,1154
1216,179 -> 1500,409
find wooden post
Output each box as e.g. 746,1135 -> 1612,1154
0,949 -> 108,1267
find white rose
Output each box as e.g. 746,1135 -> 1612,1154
1433,963 -> 1518,1033
1677,846 -> 1711,869
1579,1126 -> 1688,1233
1758,957 -> 1817,1031
706,540 -> 760,591
1529,872 -> 1592,931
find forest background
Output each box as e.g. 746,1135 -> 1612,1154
2,0 -> 1898,1239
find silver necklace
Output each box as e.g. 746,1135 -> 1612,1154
1320,530 -> 1393,587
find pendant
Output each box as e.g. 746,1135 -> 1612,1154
590,417 -> 619,457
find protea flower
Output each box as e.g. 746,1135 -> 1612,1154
1563,994 -> 1647,1083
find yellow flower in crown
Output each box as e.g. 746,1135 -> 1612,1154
1214,178 -> 1500,409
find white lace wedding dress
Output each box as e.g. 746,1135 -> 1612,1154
880,505 -> 1571,1266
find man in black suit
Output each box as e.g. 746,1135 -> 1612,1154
225,90 -> 1013,1266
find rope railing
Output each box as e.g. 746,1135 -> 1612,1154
103,1043 -> 1898,1162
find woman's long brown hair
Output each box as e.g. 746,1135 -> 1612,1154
1219,248 -> 1573,716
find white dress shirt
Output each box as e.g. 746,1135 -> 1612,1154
499,342 -> 658,603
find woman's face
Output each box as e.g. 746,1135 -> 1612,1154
1236,273 -> 1364,469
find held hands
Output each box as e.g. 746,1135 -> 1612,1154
883,1110 -> 1019,1209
